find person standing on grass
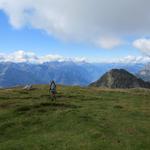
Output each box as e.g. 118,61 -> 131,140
49,80 -> 57,100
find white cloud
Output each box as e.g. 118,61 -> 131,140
133,38 -> 150,55
0,50 -> 87,63
94,37 -> 123,49
39,54 -> 67,63
1,0 -> 150,48
0,50 -> 38,63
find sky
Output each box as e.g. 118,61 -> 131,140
0,0 -> 150,63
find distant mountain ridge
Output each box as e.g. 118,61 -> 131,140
0,61 -> 145,88
90,69 -> 150,89
137,63 -> 150,82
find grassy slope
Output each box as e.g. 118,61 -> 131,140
0,85 -> 150,150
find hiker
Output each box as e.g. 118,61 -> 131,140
49,80 -> 57,100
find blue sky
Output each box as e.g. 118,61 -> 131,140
0,0 -> 150,63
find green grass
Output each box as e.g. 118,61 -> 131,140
0,85 -> 150,150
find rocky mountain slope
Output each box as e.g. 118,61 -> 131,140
90,69 -> 150,88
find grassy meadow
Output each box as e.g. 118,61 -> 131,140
0,85 -> 150,150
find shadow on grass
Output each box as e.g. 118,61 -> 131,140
15,102 -> 79,114
0,96 -> 11,100
113,105 -> 124,109
0,102 -> 12,108
39,102 -> 78,108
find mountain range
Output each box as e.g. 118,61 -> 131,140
0,61 -> 147,88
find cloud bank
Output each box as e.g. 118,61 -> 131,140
1,0 -> 150,49
0,50 -> 150,64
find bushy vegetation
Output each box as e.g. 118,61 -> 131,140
0,85 -> 150,150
